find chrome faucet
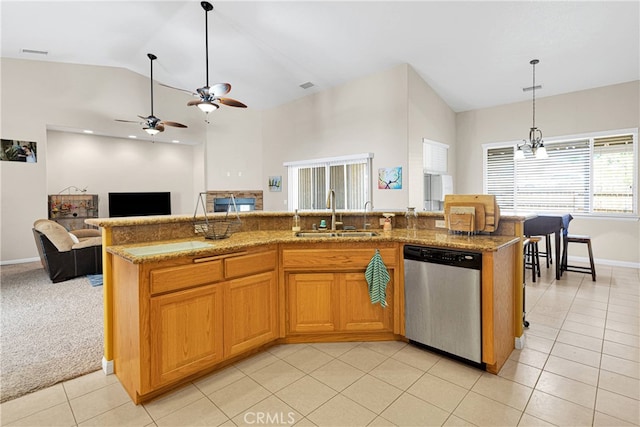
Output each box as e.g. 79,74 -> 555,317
363,201 -> 372,229
326,189 -> 336,230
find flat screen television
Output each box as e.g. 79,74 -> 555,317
108,192 -> 171,217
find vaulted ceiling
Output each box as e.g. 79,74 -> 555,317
2,1 -> 639,113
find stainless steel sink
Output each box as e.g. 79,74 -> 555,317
295,231 -> 379,238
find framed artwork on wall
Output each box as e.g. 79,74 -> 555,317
268,176 -> 282,192
378,167 -> 402,189
1,139 -> 37,163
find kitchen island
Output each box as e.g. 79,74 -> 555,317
88,212 -> 524,404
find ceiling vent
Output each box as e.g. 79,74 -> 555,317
299,81 -> 314,90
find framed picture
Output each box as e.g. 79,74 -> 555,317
1,139 -> 37,163
378,167 -> 402,189
268,176 -> 282,192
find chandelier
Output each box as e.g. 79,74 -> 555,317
515,59 -> 548,160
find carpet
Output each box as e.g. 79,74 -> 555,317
0,262 -> 104,403
87,274 -> 103,287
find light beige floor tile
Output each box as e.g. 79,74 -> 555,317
593,410 -> 637,427
524,334 -> 554,354
442,414 -> 476,426
600,354 -> 640,379
453,391 -> 522,426
406,372 -> 467,412
543,355 -> 599,386
275,376 -> 337,416
248,359 -> 305,393
193,365 -> 247,396
79,401 -> 152,426
341,374 -> 403,414
308,359 -> 365,392
390,344 -> 440,371
517,413 -> 556,426
608,296 -> 640,310
368,415 -> 398,426
570,299 -> 608,316
550,342 -> 601,368
154,397 -> 228,426
63,370 -> 119,400
509,347 -> 549,370
607,318 -> 640,337
608,302 -> 640,317
534,371 -> 596,409
604,329 -> 640,348
292,417 -> 318,426
471,372 -> 533,411
358,340 -> 407,357
309,342 -> 358,358
598,370 -> 640,400
602,340 -> 640,362
380,393 -> 449,427
69,381 -> 131,424
0,384 -> 68,425
595,388 -> 640,425
306,394 -> 376,427
427,358 -> 482,390
497,359 -> 541,388
207,376 -> 271,418
283,346 -> 333,373
267,343 -> 309,359
5,401 -> 75,427
555,329 -> 603,352
232,395 -> 302,427
524,313 -> 565,329
142,383 -> 206,420
368,358 -> 424,390
525,390 -> 593,426
337,346 -> 388,372
606,311 -> 640,325
561,320 -> 604,339
565,311 -> 606,328
233,351 -> 280,375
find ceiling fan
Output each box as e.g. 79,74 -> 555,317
116,53 -> 188,135
162,1 -> 246,114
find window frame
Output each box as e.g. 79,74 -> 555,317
483,128 -> 638,218
284,153 -> 374,212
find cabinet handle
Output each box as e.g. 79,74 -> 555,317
193,251 -> 248,263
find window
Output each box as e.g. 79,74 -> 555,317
484,130 -> 637,216
285,153 -> 373,211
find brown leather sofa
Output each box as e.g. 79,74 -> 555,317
32,219 -> 102,283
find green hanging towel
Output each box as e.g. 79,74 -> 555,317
365,249 -> 390,307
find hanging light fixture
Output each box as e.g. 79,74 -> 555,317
516,59 -> 548,160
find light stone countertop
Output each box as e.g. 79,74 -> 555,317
106,229 -> 520,264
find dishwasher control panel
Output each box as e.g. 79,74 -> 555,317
403,245 -> 482,270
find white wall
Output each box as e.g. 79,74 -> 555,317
46,131 -> 195,216
456,81 -> 640,266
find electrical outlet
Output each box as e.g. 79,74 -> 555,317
379,218 -> 386,226
435,220 -> 446,228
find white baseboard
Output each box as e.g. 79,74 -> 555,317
567,255 -> 640,269
0,257 -> 40,266
102,357 -> 114,375
515,335 -> 525,350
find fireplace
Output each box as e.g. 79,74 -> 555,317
205,190 -> 263,212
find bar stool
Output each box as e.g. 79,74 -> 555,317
561,234 -> 596,281
537,234 -> 553,268
521,239 -> 531,328
524,237 -> 541,283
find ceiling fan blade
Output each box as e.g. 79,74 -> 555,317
161,121 -> 188,128
115,119 -> 140,124
138,115 -> 150,120
218,97 -> 247,108
159,82 -> 197,96
210,83 -> 231,96
187,99 -> 202,106
155,123 -> 165,132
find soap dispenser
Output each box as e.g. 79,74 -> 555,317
292,209 -> 301,232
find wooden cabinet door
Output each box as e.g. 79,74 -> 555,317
149,283 -> 224,388
339,273 -> 394,332
287,273 -> 339,333
224,271 -> 278,357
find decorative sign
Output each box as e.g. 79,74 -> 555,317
378,167 -> 402,189
1,139 -> 37,163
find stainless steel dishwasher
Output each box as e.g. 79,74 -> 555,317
404,245 -> 483,366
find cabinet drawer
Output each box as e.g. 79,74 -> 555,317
282,248 -> 397,270
150,260 -> 224,294
225,250 -> 276,279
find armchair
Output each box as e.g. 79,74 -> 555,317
32,219 -> 102,283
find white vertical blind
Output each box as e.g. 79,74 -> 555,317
593,134 -> 634,213
423,140 -> 449,173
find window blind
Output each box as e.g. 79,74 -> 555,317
593,134 -> 634,213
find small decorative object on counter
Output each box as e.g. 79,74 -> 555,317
292,209 -> 301,231
319,219 -> 327,229
382,213 -> 394,231
405,207 -> 417,230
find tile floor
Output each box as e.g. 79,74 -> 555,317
1,263 -> 638,426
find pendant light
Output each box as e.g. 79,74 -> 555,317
516,59 -> 548,160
